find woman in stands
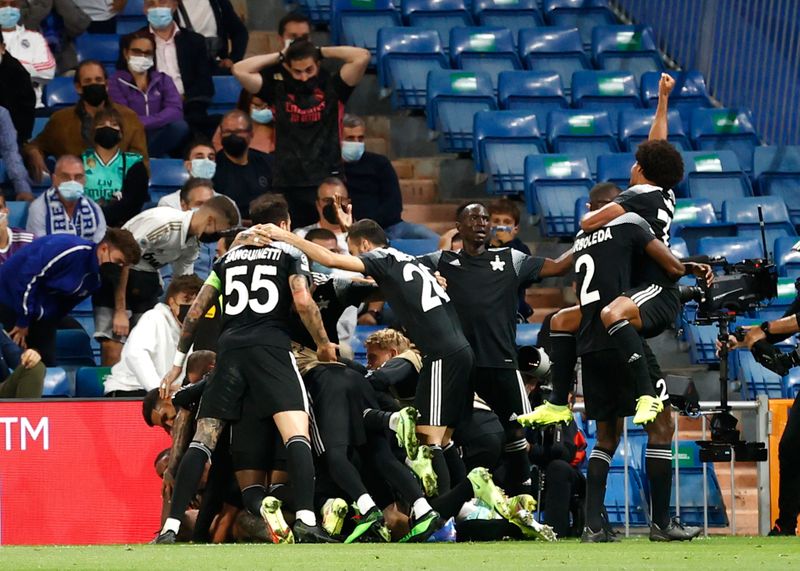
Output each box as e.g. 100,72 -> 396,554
108,30 -> 189,158
82,108 -> 150,227
212,89 -> 275,154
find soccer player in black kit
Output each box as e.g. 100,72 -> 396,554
152,198 -> 338,544
419,202 -> 572,495
569,211 -> 702,542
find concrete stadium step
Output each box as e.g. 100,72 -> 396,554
400,180 -> 439,205
525,287 -> 565,308
402,203 -> 458,223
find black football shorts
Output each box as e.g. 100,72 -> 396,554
622,284 -> 680,338
416,345 -> 475,427
473,367 -> 533,426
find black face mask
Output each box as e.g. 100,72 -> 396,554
177,304 -> 192,323
321,202 -> 339,225
82,84 -> 107,107
290,75 -> 318,97
99,261 -> 120,282
94,126 -> 121,150
199,232 -> 222,243
221,134 -> 249,158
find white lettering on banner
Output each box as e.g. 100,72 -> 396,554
0,417 -> 49,451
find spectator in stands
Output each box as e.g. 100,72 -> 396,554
109,30 -> 189,158
294,177 -> 350,254
83,107 -> 150,227
0,0 -> 55,108
487,198 -> 530,255
21,0 -> 90,74
233,39 -> 370,228
212,89 -> 274,154
26,154 -> 107,242
73,0 -> 126,33
0,329 -> 44,398
23,60 -> 149,182
212,109 -> 272,220
0,193 -> 34,264
104,274 -> 204,397
0,228 -> 141,364
122,0 -> 216,136
340,114 -> 439,241
0,105 -> 33,200
0,31 -> 35,145
157,138 -> 217,209
276,11 -> 310,47
174,0 -> 248,74
160,169 -> 215,211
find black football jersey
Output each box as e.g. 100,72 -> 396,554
420,247 -> 544,368
359,247 -> 469,357
205,242 -> 310,352
573,213 -> 656,355
288,273 -> 377,349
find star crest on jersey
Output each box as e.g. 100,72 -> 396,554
449,259 -> 461,266
316,299 -> 330,310
490,255 -> 505,271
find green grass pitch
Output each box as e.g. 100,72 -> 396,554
1,538 -> 798,570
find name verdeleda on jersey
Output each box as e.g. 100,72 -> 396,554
573,227 -> 613,253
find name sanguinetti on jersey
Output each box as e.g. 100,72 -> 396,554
226,247 -> 284,263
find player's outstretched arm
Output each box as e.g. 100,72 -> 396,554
580,201 -> 626,233
162,408 -> 194,501
263,224 -> 367,274
539,249 -> 574,278
644,239 -> 685,281
291,274 -> 337,362
648,73 -> 675,141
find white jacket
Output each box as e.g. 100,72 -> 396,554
2,25 -> 56,107
103,303 -> 184,393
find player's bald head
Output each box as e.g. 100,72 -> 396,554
455,201 -> 489,222
588,182 -> 621,212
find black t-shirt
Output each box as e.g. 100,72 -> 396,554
421,248 -> 544,368
257,65 -> 353,188
206,242 -> 310,353
342,151 -> 403,228
213,149 -> 274,219
573,213 -> 656,355
359,247 -> 469,357
367,356 -> 419,402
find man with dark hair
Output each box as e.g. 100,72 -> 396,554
23,60 -> 148,182
294,178 -> 350,254
277,12 -> 310,46
233,37 -> 370,228
157,139 -> 218,209
0,29 -> 36,146
0,229 -> 140,364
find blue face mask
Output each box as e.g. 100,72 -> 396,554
190,158 -> 216,180
341,141 -> 365,162
0,6 -> 21,29
147,7 -> 174,29
311,261 -> 332,275
58,180 -> 84,202
251,107 -> 273,124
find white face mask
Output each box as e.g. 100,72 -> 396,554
128,55 -> 154,74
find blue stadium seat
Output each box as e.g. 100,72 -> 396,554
473,0 -> 544,44
6,201 -> 29,228
116,17 -> 147,35
497,71 -> 567,133
524,154 -> 594,235
670,236 -> 689,259
737,349 -> 786,399
149,158 -> 189,201
377,27 -> 449,109
753,146 -> 800,227
595,152 -> 634,189
518,27 -> 591,96
332,0 -> 401,65
296,0 -> 332,24
0,159 -> 5,183
697,237 -> 763,263
618,108 -> 692,152
120,0 -> 144,16
685,322 -> 725,364
681,150 -> 753,218
43,367 -> 73,397
591,25 -> 663,81
473,110 -> 547,194
640,70 -> 713,132
391,238 -> 439,256
605,450 -> 650,525
722,196 -> 796,257
574,195 -> 589,230
571,71 -> 640,118
426,70 -> 497,153
769,277 -> 798,312
669,441 -> 729,526
209,76 -> 242,114
774,236 -> 800,279
543,0 -> 617,47
449,27 -> 521,85
75,366 -> 111,398
402,0 -> 473,53
75,34 -> 120,66
45,76 -> 79,110
670,198 -> 737,254
690,108 -> 760,174
32,117 -> 49,139
350,325 -> 385,364
785,369 -> 800,398
515,323 -> 541,346
55,329 -> 96,367
547,109 -> 619,176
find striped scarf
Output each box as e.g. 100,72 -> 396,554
43,189 -> 100,239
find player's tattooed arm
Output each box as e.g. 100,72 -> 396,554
162,409 -> 193,498
291,274 -> 337,362
580,201 -> 626,233
262,224 -> 367,274
540,248 -> 574,278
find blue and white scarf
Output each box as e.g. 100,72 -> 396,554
43,189 -> 102,240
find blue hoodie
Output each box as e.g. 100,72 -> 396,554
0,234 -> 101,328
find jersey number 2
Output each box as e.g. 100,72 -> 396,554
225,266 -> 279,316
575,254 -> 601,305
403,263 -> 450,312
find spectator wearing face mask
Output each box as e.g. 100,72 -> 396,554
0,0 -> 55,108
487,198 -> 531,255
23,60 -> 149,184
157,138 -> 218,209
103,274 -> 205,397
294,177 -> 350,254
82,107 -> 150,227
212,89 -> 274,154
26,154 -> 107,243
109,30 -> 189,158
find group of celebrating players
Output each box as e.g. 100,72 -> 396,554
146,73 -> 711,545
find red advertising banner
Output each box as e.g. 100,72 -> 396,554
0,400 -> 171,545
